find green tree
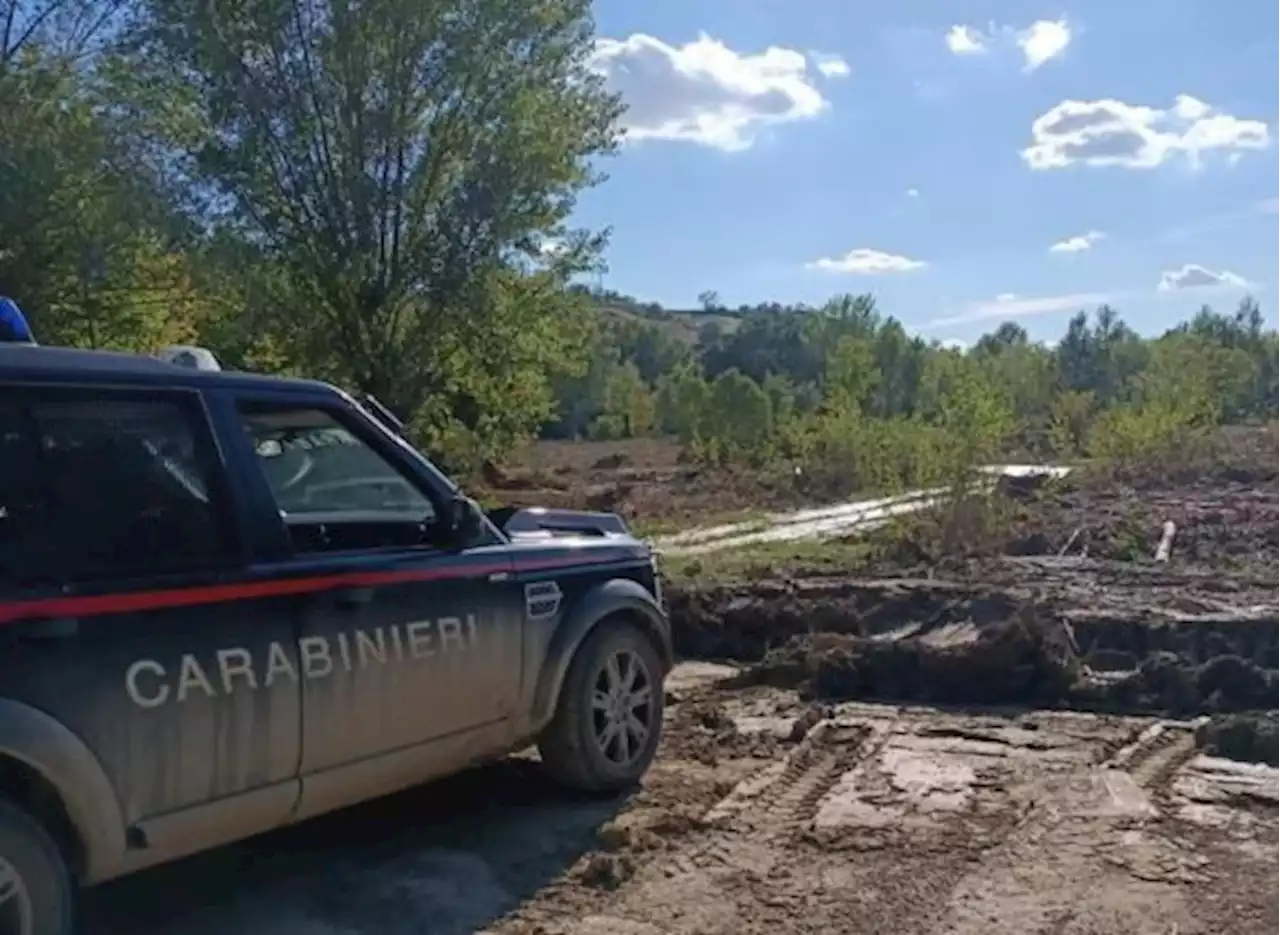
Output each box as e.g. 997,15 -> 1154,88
706,368 -> 771,454
592,361 -> 653,440
0,46 -> 190,350
655,363 -> 711,441
824,332 -> 881,414
137,0 -> 621,439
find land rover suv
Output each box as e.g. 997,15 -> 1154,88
0,342 -> 670,935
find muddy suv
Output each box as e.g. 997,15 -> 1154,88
0,343 -> 670,934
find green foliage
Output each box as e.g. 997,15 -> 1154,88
824,332 -> 880,413
0,0 -> 1275,481
655,363 -> 711,442
704,369 -> 772,457
592,362 -> 655,440
135,0 -> 618,428
1048,391 -> 1095,457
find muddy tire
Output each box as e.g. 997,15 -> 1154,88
538,618 -> 664,792
0,799 -> 75,935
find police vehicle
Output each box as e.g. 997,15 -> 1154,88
0,299 -> 671,934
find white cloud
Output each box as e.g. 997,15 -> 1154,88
1017,19 -> 1072,70
946,19 -> 1070,68
806,248 -> 927,275
946,25 -> 988,55
906,187 -> 920,198
1022,95 -> 1270,170
1157,264 -> 1249,292
811,51 -> 851,78
925,290 -> 1114,329
1049,230 -> 1106,253
589,33 -> 830,151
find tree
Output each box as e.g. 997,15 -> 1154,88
824,332 -> 880,414
592,361 -> 653,439
138,0 -> 621,434
0,38 -> 191,350
0,0 -> 130,69
655,363 -> 711,441
705,369 -> 771,453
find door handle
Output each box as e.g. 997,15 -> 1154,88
333,587 -> 375,609
14,617 -> 79,640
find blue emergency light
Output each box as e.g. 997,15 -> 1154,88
0,297 -> 36,344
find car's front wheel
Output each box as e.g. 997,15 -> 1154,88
538,618 -> 664,792
0,799 -> 75,935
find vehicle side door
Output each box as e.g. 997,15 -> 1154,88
0,386 -> 303,871
218,391 -> 524,815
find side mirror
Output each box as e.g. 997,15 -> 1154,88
440,495 -> 484,545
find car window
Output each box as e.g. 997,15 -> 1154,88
24,392 -> 234,581
0,398 -> 49,589
238,404 -> 435,553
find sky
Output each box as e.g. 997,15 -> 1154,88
574,0 -> 1280,344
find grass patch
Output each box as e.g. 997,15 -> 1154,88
659,536 -> 874,586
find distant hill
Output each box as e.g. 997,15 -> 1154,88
584,290 -> 744,347
597,303 -> 743,346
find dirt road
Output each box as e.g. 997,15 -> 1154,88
83,467 -> 1278,934
655,465 -> 1070,554
82,662 -> 1277,935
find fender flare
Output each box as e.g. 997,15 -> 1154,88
0,698 -> 127,885
530,578 -> 672,729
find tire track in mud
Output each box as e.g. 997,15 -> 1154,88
549,722 -> 908,935
1106,721 -> 1201,801
703,722 -> 883,837
918,719 -> 1210,935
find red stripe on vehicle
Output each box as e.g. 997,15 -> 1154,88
0,553 -> 627,626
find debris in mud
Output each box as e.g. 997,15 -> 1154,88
577,852 -> 635,890
789,704 -> 829,741
664,699 -> 783,763
1194,713 -> 1279,767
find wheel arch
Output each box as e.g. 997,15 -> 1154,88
0,698 -> 128,885
529,577 -> 671,730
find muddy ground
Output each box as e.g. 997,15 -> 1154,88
480,437 -> 817,529
81,464 -> 1278,934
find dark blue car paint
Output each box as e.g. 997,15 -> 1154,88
0,346 -> 669,885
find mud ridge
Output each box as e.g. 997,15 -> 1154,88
667,578 -> 1279,724
1194,712 -> 1279,767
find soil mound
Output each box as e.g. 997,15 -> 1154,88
667,578 -> 1000,661
1194,712 -> 1279,767
749,601 -> 1080,708
667,576 -> 1279,721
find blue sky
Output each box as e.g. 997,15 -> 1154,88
574,0 -> 1279,343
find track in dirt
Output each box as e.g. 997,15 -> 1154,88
80,470 -> 1278,935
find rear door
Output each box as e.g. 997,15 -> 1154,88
220,391 -> 525,807
0,386 -> 303,865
